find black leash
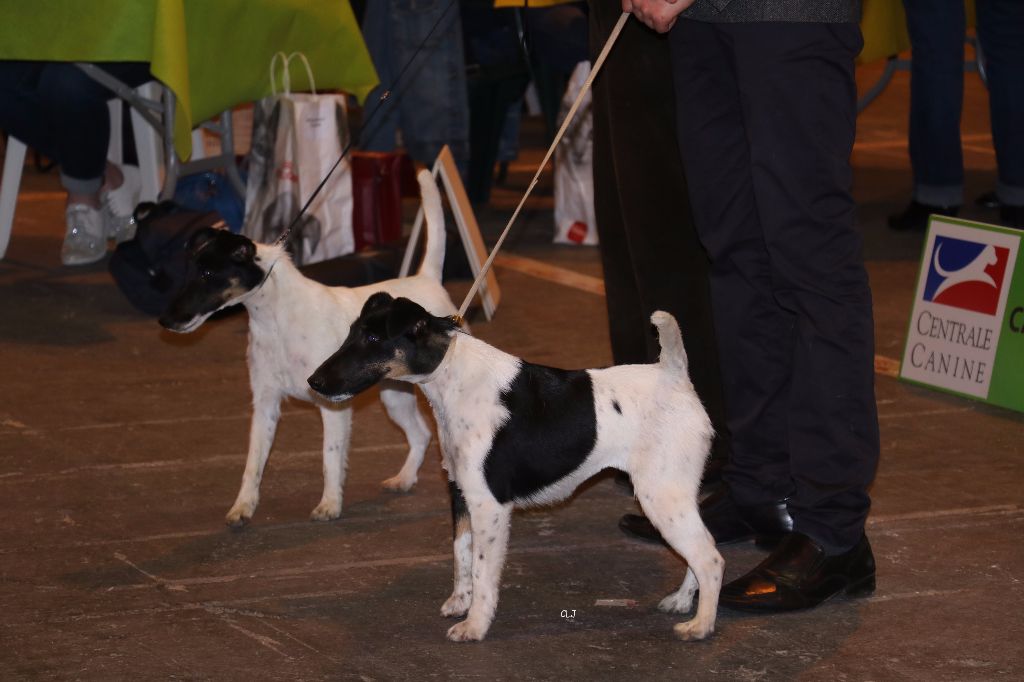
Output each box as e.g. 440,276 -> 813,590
274,0 -> 459,247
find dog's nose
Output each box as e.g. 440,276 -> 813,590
307,374 -> 326,393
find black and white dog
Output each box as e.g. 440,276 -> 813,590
159,172 -> 458,527
307,294 -> 723,642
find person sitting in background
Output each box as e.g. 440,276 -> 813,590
0,61 -> 150,265
888,0 -> 1024,231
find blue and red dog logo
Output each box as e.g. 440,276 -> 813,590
923,235 -> 1009,316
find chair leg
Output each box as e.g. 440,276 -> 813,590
131,82 -> 164,203
160,87 -> 180,202
107,99 -> 124,166
191,128 -> 207,161
0,137 -> 28,259
219,111 -> 246,197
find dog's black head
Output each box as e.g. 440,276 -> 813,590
307,293 -> 460,401
158,228 -> 267,333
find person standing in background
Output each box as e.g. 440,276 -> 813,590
359,1 -> 471,179
888,0 -> 1024,232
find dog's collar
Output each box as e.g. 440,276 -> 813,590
426,330 -> 463,382
251,257 -> 279,296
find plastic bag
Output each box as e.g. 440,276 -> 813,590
553,61 -> 597,246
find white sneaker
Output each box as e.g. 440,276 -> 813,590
102,164 -> 142,243
62,204 -> 107,266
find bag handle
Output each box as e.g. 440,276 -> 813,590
270,51 -> 317,96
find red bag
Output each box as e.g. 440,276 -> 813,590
351,151 -> 417,250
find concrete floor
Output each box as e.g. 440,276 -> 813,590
2,59 -> 1023,681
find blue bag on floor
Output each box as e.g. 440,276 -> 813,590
173,171 -> 245,233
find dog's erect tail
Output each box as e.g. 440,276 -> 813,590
416,169 -> 446,282
651,311 -> 689,375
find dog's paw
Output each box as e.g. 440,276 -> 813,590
381,474 -> 416,493
225,503 -> 255,529
446,619 -> 488,642
673,619 -> 714,642
440,592 -> 471,618
658,590 -> 695,614
309,500 -> 342,522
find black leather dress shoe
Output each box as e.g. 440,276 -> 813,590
618,513 -> 667,546
719,532 -> 876,613
700,487 -> 793,548
618,488 -> 793,549
888,200 -> 959,231
976,190 -> 1001,209
1000,204 -> 1024,230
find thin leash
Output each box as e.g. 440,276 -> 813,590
274,0 -> 459,248
453,11 -> 631,323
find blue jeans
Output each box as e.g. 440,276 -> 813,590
0,61 -> 151,194
905,0 -> 1024,206
360,0 -> 470,179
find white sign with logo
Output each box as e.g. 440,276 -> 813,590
901,218 -> 1019,398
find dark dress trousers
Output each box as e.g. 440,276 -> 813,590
669,2 -> 880,553
588,1 -> 731,478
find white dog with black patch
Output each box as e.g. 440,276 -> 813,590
160,171 -> 457,527
307,294 -> 723,642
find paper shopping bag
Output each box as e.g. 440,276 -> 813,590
242,52 -> 355,265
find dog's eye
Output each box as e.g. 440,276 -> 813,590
201,269 -> 214,280
365,333 -> 380,344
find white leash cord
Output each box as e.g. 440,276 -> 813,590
455,11 -> 631,321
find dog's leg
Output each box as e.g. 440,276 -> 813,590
446,496 -> 512,642
637,485 -> 723,641
226,391 -> 282,527
441,480 -> 473,618
658,566 -> 699,614
378,382 -> 431,492
310,404 -> 353,521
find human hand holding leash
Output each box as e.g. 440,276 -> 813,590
622,0 -> 696,33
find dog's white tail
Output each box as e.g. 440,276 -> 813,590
416,169 -> 446,282
651,311 -> 688,375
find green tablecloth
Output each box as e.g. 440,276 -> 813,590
0,0 -> 379,159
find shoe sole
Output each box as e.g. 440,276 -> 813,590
843,574 -> 876,598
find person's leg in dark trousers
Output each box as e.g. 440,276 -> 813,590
589,3 -> 729,485
0,61 -> 151,265
0,62 -> 60,161
903,0 -> 966,210
976,0 -> 1024,224
669,21 -> 792,510
672,20 -> 879,555
1,62 -> 112,188
0,61 -> 150,191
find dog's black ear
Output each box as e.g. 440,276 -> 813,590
186,226 -> 221,256
386,297 -> 430,339
230,237 -> 256,263
361,291 -> 394,318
